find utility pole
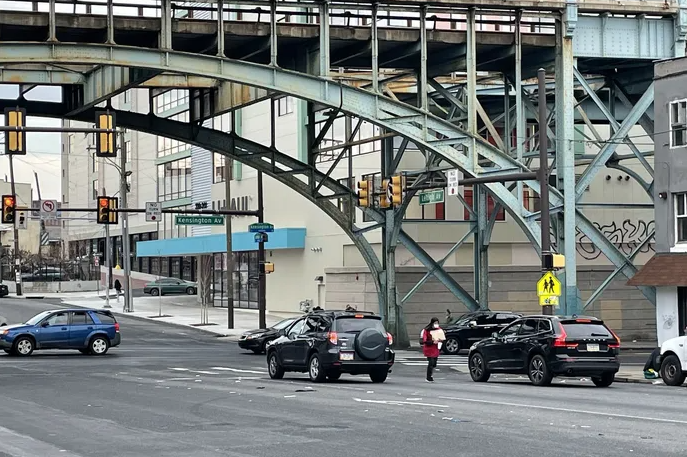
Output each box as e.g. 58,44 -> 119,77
120,132 -> 133,312
33,171 -> 43,272
8,154 -> 21,296
103,186 -> 111,309
225,158 -> 234,329
538,68 -> 553,316
257,170 -> 266,330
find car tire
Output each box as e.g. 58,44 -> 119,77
308,354 -> 327,383
151,288 -> 160,296
13,336 -> 34,357
591,374 -> 614,387
528,354 -> 553,387
89,335 -> 110,356
443,337 -> 461,355
327,371 -> 342,381
267,352 -> 284,379
469,352 -> 490,382
186,287 -> 196,295
661,354 -> 687,386
369,369 -> 388,383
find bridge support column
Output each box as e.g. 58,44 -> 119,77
160,0 -> 173,50
474,184 -> 489,309
48,0 -> 57,42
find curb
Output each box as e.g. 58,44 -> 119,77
448,366 -> 656,385
4,295 -> 46,300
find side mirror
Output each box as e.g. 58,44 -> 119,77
469,320 -> 477,327
41,321 -> 50,328
491,332 -> 499,338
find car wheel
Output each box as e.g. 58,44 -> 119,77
327,371 -> 342,381
369,369 -> 388,383
591,373 -> 615,387
13,336 -> 34,357
528,354 -> 553,386
186,287 -> 196,295
661,354 -> 687,386
267,352 -> 284,379
308,354 -> 327,383
89,335 -> 110,356
469,352 -> 491,382
443,337 -> 461,355
151,288 -> 159,296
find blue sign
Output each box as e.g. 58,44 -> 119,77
249,222 -> 274,233
254,232 -> 268,243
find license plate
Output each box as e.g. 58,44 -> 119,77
339,352 -> 354,361
587,343 -> 600,352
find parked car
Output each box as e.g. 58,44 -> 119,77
442,310 -> 522,355
143,278 -> 197,296
267,309 -> 395,383
658,335 -> 687,386
0,284 -> 7,298
0,309 -> 121,356
239,317 -> 299,354
468,315 -> 620,387
21,267 -> 70,282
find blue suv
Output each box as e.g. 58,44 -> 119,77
0,309 -> 121,357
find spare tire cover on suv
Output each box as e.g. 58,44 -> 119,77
355,327 -> 387,360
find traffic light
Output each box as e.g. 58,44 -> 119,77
262,262 -> 275,274
108,196 -> 119,225
390,174 -> 404,206
379,179 -> 391,209
4,107 -> 26,155
357,178 -> 371,207
95,111 -> 116,157
17,210 -> 26,229
97,197 -> 110,224
2,195 -> 16,224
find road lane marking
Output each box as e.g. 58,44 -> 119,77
210,366 -> 266,374
169,367 -> 189,371
353,398 -> 450,408
189,370 -> 220,375
438,396 -> 687,425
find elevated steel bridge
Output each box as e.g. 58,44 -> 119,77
0,0 -> 681,345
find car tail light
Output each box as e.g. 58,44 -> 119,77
386,333 -> 393,345
328,331 -> 338,345
552,323 -> 578,348
608,328 -> 620,348
114,323 -> 120,332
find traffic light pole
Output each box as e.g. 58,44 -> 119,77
538,68 -> 553,316
7,154 -> 21,296
120,135 -> 133,313
257,170 -> 267,330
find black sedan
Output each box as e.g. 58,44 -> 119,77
468,315 -> 621,387
0,283 -> 7,298
442,310 -> 521,355
238,317 -> 298,354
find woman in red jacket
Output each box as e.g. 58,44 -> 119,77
420,317 -> 444,382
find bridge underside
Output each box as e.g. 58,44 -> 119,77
0,0 -> 682,345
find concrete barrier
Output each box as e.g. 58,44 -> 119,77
4,280 -> 100,294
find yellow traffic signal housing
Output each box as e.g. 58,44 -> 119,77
2,195 -> 16,224
95,111 -> 116,157
390,174 -> 404,206
379,179 -> 391,209
108,196 -> 119,225
263,262 -> 275,274
97,197 -> 110,224
357,179 -> 371,207
5,108 -> 26,155
552,254 -> 565,269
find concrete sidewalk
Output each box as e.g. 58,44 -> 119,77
59,292 -> 293,339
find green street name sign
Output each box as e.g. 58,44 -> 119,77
419,189 -> 445,206
249,222 -> 274,233
175,215 -> 225,225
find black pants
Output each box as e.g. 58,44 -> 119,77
643,347 -> 661,372
426,357 -> 438,380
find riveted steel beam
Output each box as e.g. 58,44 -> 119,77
0,68 -> 84,85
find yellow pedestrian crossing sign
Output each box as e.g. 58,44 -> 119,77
537,271 -> 561,297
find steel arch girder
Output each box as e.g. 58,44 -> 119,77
0,42 -> 543,251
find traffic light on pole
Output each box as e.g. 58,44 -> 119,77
2,195 -> 16,224
95,111 -> 116,157
4,107 -> 26,155
357,178 -> 371,207
390,174 -> 404,206
108,196 -> 119,225
379,179 -> 391,209
97,197 -> 110,224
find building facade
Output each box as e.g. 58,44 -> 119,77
61,83 -> 657,339
629,56 -> 687,345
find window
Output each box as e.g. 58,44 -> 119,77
287,318 -> 306,337
125,140 -> 131,163
500,321 -> 522,337
518,319 -> 538,336
214,153 -> 227,183
676,193 -> 687,242
46,312 -> 69,326
71,311 -> 94,325
126,174 -> 132,192
155,89 -> 189,114
670,100 -> 687,148
276,96 -> 294,116
463,185 -> 505,221
537,319 -> 552,333
92,179 -> 98,200
124,90 -> 130,103
157,112 -> 189,157
337,177 -> 356,223
92,154 -> 98,173
94,311 -> 117,325
158,158 -> 192,201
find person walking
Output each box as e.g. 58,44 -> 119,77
643,346 -> 661,379
420,317 -> 445,382
114,278 -> 122,304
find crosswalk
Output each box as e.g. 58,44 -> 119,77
395,355 -> 468,367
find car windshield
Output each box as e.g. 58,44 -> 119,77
273,318 -> 296,330
561,322 -> 613,339
335,317 -> 385,333
25,311 -> 51,326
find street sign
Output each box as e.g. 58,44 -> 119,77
537,271 -> 561,296
539,295 -> 559,306
175,215 -> 225,225
254,232 -> 269,243
419,189 -> 445,205
40,231 -> 49,246
145,202 -> 162,222
249,222 -> 274,233
40,199 -> 57,219
94,257 -> 100,267
447,169 -> 459,196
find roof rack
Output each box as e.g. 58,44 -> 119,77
308,308 -> 375,315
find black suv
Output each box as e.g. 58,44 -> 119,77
266,310 -> 395,383
443,310 -> 522,355
468,315 -> 620,387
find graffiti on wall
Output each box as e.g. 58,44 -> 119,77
551,219 -> 655,261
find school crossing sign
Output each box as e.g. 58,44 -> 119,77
536,271 -> 561,307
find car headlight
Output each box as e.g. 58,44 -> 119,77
1,330 -> 8,336
469,344 -> 477,351
247,333 -> 264,339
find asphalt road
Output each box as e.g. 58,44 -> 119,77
0,299 -> 684,457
